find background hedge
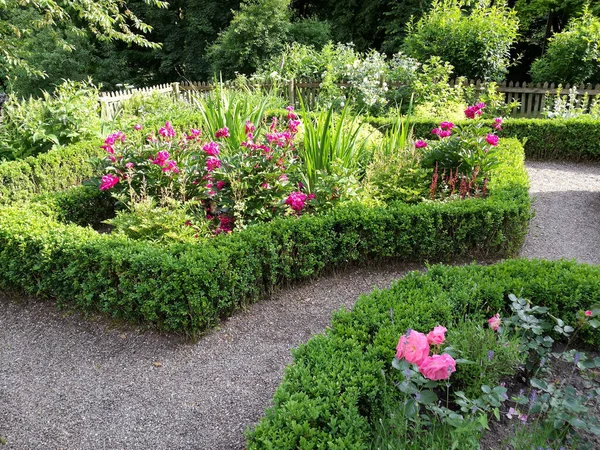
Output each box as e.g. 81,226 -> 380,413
364,116 -> 600,161
0,140 -> 103,204
246,259 -> 600,448
0,138 -> 529,334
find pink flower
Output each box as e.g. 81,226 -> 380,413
486,134 -> 499,146
285,191 -> 308,212
159,121 -> 175,138
506,407 -> 518,419
396,330 -> 430,366
585,310 -> 593,317
418,354 -> 456,381
488,313 -> 501,331
288,119 -> 301,133
426,326 -> 447,345
125,162 -> 134,169
261,182 -> 270,189
203,141 -> 220,157
492,117 -> 503,130
308,193 -> 316,200
286,105 -> 297,119
215,127 -> 230,139
206,157 -> 221,172
465,103 -> 486,119
415,139 -> 428,148
216,180 -> 226,190
245,121 -> 255,134
279,174 -> 288,182
134,124 -> 143,131
163,159 -> 179,174
431,128 -> 440,135
152,151 -> 170,166
99,174 -> 120,191
438,129 -> 452,138
439,121 -> 454,130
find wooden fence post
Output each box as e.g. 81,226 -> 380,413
288,79 -> 295,106
172,82 -> 180,100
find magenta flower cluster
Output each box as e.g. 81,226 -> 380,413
464,102 -> 486,119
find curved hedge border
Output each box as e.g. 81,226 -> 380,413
246,259 -> 600,448
365,116 -> 600,161
0,138 -> 529,334
0,140 -> 103,204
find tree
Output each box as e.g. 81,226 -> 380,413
208,0 -> 293,77
403,0 -> 519,81
0,0 -> 167,88
530,7 -> 600,84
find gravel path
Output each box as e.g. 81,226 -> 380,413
1,160 -> 600,449
520,160 -> 600,264
0,263 -> 420,449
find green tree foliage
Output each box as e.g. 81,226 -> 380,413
208,0 -> 293,77
403,0 -> 519,80
530,7 -> 600,84
0,0 -> 167,87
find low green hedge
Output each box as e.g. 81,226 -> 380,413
0,140 -> 103,204
364,116 -> 600,160
246,259 -> 600,448
0,138 -> 529,334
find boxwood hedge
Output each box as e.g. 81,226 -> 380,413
0,138 -> 530,334
246,259 -> 600,448
365,116 -> 600,160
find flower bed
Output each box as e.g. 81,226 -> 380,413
246,259 -> 600,448
365,116 -> 600,160
0,134 -> 529,334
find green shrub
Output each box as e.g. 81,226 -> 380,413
530,8 -> 600,85
364,116 -> 600,160
0,139 -> 104,204
403,0 -> 519,81
246,259 -> 600,448
0,80 -> 101,160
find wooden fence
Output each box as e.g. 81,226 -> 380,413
98,79 -> 600,121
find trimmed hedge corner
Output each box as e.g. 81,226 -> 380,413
0,140 -> 103,204
245,259 -> 600,448
365,116 -> 600,161
0,138 -> 530,334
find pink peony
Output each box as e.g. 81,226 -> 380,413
152,151 -> 170,166
492,117 -> 503,130
279,174 -> 288,182
163,159 -> 179,174
427,325 -> 447,345
285,191 -> 308,212
418,354 -> 456,381
215,127 -> 230,139
585,310 -> 593,317
438,129 -> 452,138
396,330 -> 430,366
245,121 -> 255,134
415,139 -> 428,148
206,157 -> 221,172
465,103 -> 485,119
159,121 -> 175,138
125,162 -> 134,169
431,128 -> 440,135
288,119 -> 301,133
439,121 -> 455,130
134,124 -> 143,131
488,313 -> 501,331
99,174 -> 120,191
216,180 -> 226,190
486,134 -> 499,146
308,193 -> 316,201
203,141 -> 220,157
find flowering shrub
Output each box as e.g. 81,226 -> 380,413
419,103 -> 502,200
95,113 -> 327,235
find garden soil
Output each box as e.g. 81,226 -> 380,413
1,161 -> 599,449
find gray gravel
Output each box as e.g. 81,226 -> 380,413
2,160 -> 600,449
520,160 -> 600,264
0,263 -> 420,449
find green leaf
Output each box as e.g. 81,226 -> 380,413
418,390 -> 438,405
589,319 -> 600,328
530,378 -> 548,391
569,417 -> 587,428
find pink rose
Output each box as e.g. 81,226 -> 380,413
396,330 -> 430,366
585,310 -> 593,317
488,313 -> 501,331
426,325 -> 447,345
418,354 -> 456,381
415,139 -> 428,149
